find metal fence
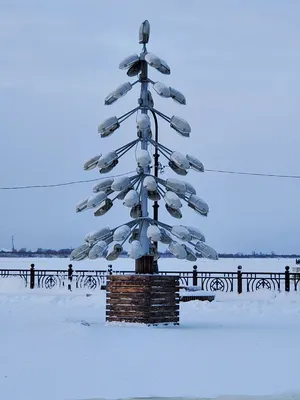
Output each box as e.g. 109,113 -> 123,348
1,263 -> 300,293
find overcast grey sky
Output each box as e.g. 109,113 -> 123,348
0,0 -> 300,253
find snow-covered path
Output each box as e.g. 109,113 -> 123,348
1,284 -> 300,400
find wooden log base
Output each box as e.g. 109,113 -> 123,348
106,274 -> 180,325
107,298 -> 180,306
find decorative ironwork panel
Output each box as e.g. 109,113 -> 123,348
36,270 -> 68,289
158,271 -> 192,286
243,272 -> 283,292
0,266 -> 298,294
176,272 -> 191,286
196,272 -> 237,292
74,270 -> 106,290
0,269 -> 29,287
290,273 -> 300,291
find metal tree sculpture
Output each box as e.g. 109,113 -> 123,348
71,20 -> 218,274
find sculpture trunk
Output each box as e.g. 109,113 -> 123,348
135,255 -> 155,274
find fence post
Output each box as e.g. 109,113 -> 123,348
285,266 -> 290,292
68,264 -> 73,291
237,265 -> 242,294
108,264 -> 113,275
192,265 -> 198,286
30,264 -> 35,289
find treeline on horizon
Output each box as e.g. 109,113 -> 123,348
0,248 -> 300,259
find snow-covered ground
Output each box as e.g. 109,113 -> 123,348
1,258 -> 300,400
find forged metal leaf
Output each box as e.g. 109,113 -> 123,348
119,54 -> 139,70
83,155 -> 101,171
76,198 -> 89,213
98,152 -> 118,169
94,199 -> 113,216
111,176 -> 131,192
165,204 -> 182,219
113,225 -> 131,242
171,225 -> 192,242
70,244 -> 90,261
153,81 -> 171,98
145,52 -> 162,68
165,178 -> 186,194
106,244 -> 123,261
86,192 -> 107,209
143,176 -> 157,191
85,227 -> 111,243
147,190 -> 160,201
170,152 -> 190,170
185,226 -> 205,242
123,190 -> 139,208
136,149 -> 151,167
127,61 -> 142,77
99,159 -> 118,174
159,229 -> 172,244
164,191 -> 182,210
195,241 -> 218,260
170,116 -> 191,137
182,245 -> 197,262
168,241 -> 187,259
129,240 -> 144,259
88,241 -> 108,259
168,161 -> 187,176
147,225 -> 161,242
186,154 -> 204,172
93,178 -> 114,194
169,87 -> 186,105
188,194 -> 209,216
130,203 -> 142,218
185,181 -> 197,195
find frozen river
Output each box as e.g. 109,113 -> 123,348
0,256 -> 296,273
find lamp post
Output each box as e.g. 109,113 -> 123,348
71,20 -> 218,272
151,109 -> 159,273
